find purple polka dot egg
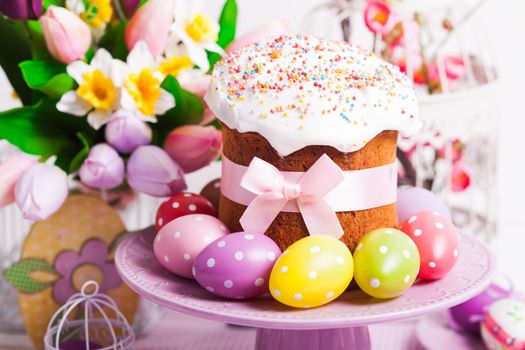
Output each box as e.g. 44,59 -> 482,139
154,214 -> 229,279
193,232 -> 281,299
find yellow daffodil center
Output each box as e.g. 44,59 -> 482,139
77,69 -> 116,110
185,14 -> 218,43
158,56 -> 194,77
80,0 -> 113,28
124,68 -> 161,116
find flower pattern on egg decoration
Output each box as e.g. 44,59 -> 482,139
52,239 -> 121,305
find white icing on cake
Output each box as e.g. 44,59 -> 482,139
205,33 -> 421,156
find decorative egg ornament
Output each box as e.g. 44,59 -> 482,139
269,235 -> 354,308
397,187 -> 450,223
449,282 -> 513,335
400,211 -> 459,280
154,214 -> 228,278
481,298 -> 525,350
353,228 -> 420,299
155,192 -> 217,232
193,232 -> 281,299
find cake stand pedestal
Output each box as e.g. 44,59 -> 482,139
115,228 -> 495,350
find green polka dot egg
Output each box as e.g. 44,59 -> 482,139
353,228 -> 420,299
269,235 -> 354,308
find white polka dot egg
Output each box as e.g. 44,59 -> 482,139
269,235 -> 354,308
353,228 -> 420,299
193,232 -> 281,299
153,214 -> 229,279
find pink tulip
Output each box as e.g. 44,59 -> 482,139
451,166 -> 471,192
105,110 -> 152,153
226,21 -> 288,54
164,125 -> 222,173
125,0 -> 173,56
39,6 -> 92,64
179,74 -> 211,99
364,1 -> 396,35
79,144 -> 125,190
127,145 -> 186,197
15,161 -> 69,220
0,154 -> 38,207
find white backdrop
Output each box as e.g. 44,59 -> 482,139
1,0 -> 524,288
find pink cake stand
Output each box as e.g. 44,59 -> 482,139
115,227 -> 495,350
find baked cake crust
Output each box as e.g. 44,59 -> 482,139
219,124 -> 399,252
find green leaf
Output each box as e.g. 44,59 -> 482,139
138,0 -> 148,7
68,132 -> 93,173
153,75 -> 204,145
3,258 -> 58,294
0,98 -> 95,173
98,22 -> 129,61
0,16 -> 32,105
26,20 -> 53,61
43,0 -> 65,10
20,60 -> 76,98
207,0 -> 238,70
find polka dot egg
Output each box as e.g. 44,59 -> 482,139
155,192 -> 217,232
269,235 -> 354,308
153,214 -> 229,278
193,232 -> 281,299
353,228 -> 420,299
400,211 -> 459,280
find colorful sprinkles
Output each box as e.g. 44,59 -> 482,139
205,33 -> 420,155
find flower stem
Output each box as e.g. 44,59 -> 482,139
111,0 -> 127,22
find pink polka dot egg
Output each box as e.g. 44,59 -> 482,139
154,214 -> 229,279
400,211 -> 460,280
193,232 -> 281,299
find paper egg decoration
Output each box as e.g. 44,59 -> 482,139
397,187 -> 450,223
155,192 -> 217,232
154,214 -> 229,278
481,298 -> 525,350
200,178 -> 221,211
353,228 -> 420,299
269,235 -> 354,308
449,282 -> 512,335
193,232 -> 281,299
400,211 -> 459,280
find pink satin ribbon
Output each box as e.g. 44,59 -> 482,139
221,155 -> 397,238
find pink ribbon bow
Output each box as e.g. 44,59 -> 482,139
239,154 -> 345,238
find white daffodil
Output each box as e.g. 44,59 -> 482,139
57,49 -> 121,130
114,41 -> 176,122
170,0 -> 224,72
158,37 -> 195,79
66,0 -> 113,38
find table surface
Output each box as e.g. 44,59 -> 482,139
116,227 -> 496,330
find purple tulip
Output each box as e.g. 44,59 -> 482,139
120,0 -> 140,18
0,0 -> 42,20
127,145 -> 186,197
105,111 -> 152,153
15,161 -> 68,221
79,144 -> 125,190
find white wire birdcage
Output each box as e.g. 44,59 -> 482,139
300,0 -> 501,241
44,281 -> 135,350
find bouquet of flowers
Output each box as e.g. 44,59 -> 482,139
0,0 -> 242,220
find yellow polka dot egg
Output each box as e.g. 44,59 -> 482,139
353,228 -> 420,299
269,235 -> 354,308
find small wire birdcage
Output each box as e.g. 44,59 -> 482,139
300,0 -> 500,240
44,281 -> 135,350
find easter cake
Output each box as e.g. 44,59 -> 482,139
204,33 -> 420,252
